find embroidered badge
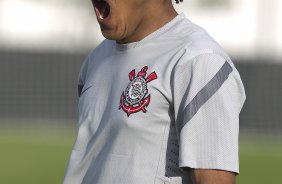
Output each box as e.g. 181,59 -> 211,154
119,66 -> 158,116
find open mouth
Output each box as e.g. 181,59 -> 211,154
93,0 -> 110,20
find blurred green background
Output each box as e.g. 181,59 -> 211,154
1,0 -> 282,183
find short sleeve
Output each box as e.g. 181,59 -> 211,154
171,53 -> 246,174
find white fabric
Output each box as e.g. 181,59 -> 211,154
63,13 -> 246,184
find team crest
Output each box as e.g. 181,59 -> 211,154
119,66 -> 158,116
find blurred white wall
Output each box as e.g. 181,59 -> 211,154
0,0 -> 281,60
0,0 -> 102,52
277,0 -> 282,56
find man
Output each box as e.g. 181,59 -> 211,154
63,0 -> 246,183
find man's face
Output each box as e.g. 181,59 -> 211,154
91,0 -> 150,43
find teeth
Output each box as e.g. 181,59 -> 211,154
100,5 -> 106,19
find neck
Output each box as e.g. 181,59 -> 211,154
117,1 -> 178,44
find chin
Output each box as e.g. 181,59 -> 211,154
101,28 -> 124,42
101,33 -> 119,41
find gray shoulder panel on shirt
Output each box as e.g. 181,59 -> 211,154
177,61 -> 233,133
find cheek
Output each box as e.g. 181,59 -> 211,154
112,18 -> 127,38
109,16 -> 130,39
101,20 -> 126,40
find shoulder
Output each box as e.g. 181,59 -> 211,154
165,16 -> 241,90
88,39 -> 115,62
166,15 -> 233,71
82,39 -> 115,70
78,39 -> 115,83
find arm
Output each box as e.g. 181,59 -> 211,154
188,168 -> 236,184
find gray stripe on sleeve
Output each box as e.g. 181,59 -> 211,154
177,61 -> 233,132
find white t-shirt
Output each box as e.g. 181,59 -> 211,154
63,13 -> 246,184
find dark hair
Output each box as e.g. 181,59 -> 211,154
175,0 -> 183,3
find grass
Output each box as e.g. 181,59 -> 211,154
0,125 -> 76,184
237,135 -> 282,184
0,126 -> 281,184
